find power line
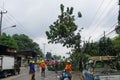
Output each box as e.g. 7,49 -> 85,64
84,0 -> 116,38
0,4 -> 38,37
87,0 -> 105,28
94,22 -> 117,41
93,8 -> 117,39
92,1 -> 116,35
5,11 -> 37,38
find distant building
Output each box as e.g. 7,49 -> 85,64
0,45 -> 37,67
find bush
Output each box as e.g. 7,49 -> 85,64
47,65 -> 54,71
47,61 -> 65,71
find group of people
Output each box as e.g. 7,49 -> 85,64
29,59 -> 73,80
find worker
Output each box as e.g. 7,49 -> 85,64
64,60 -> 72,80
29,60 -> 35,80
40,60 -> 46,77
65,60 -> 72,74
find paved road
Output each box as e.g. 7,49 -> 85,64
0,67 -> 84,80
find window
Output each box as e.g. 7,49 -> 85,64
95,61 -> 104,68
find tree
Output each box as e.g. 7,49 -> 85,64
106,38 -> 115,56
46,4 -> 83,71
46,4 -> 82,49
12,34 -> 42,55
13,34 -> 33,51
113,34 -> 120,56
98,37 -> 115,56
0,33 -> 18,50
83,41 -> 98,56
53,55 -> 61,60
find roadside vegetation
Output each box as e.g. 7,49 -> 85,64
0,4 -> 120,71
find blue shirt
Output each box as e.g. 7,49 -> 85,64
29,63 -> 35,73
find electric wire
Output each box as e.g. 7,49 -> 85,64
93,22 -> 117,41
92,7 -> 118,40
90,0 -> 115,36
5,11 -> 36,38
86,0 -> 105,29
91,1 -> 116,35
84,0 -> 115,38
2,13 -> 25,34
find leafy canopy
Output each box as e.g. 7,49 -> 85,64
0,33 -> 18,50
12,34 -> 42,54
46,4 -> 82,48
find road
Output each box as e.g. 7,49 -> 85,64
0,67 -> 84,80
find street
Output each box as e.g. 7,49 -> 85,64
0,67 -> 84,80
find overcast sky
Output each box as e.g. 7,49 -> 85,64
0,0 -> 119,58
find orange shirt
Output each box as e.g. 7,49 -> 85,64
40,62 -> 46,69
65,64 -> 72,73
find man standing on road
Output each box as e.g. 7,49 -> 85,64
29,60 -> 35,80
40,60 -> 46,77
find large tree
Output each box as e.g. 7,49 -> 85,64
0,33 -> 42,55
46,4 -> 82,49
113,34 -> 120,56
12,34 -> 42,54
46,4 -> 83,70
98,37 -> 115,56
83,41 -> 98,56
0,33 -> 18,49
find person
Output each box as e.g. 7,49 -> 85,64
64,60 -> 72,80
15,61 -> 20,74
40,60 -> 46,77
87,60 -> 93,73
65,60 -> 72,74
79,57 -> 83,72
54,60 -> 59,73
29,60 -> 35,80
60,69 -> 71,80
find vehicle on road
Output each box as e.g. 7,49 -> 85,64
59,69 -> 71,80
0,55 -> 19,77
83,56 -> 120,80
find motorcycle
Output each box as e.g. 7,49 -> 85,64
59,70 -> 71,80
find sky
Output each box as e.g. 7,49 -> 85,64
0,0 -> 119,58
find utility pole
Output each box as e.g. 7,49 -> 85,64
116,0 -> 120,34
104,31 -> 105,37
0,10 -> 7,36
103,31 -> 107,55
43,43 -> 46,58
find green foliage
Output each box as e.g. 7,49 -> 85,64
47,65 -> 54,71
0,33 -> 42,57
47,61 -> 65,71
13,34 -> 32,51
99,37 -> 115,56
53,55 -> 61,60
113,34 -> 120,56
82,41 -> 98,56
0,33 -> 41,55
46,4 -> 82,49
70,51 -> 90,70
0,33 -> 18,50
83,36 -> 116,56
12,34 -> 41,55
113,35 -> 120,52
